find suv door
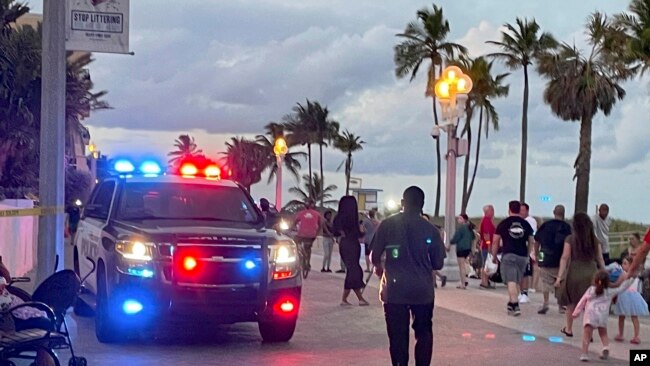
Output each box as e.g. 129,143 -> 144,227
75,180 -> 117,293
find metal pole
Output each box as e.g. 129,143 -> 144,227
442,125 -> 460,281
275,155 -> 283,210
37,0 -> 66,284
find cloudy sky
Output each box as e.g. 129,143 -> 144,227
29,0 -> 650,222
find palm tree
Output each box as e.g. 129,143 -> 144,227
394,4 -> 466,217
222,137 -> 268,192
450,57 -> 510,212
615,0 -> 650,75
487,18 -> 557,202
168,134 -> 202,166
286,173 -> 338,211
284,100 -> 318,195
1,0 -> 29,33
537,13 -> 631,213
334,130 -> 365,195
255,122 -> 306,184
309,101 -> 340,207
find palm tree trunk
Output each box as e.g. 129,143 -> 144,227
345,153 -> 352,196
574,115 -> 592,214
467,106 -> 484,203
432,65 -> 442,218
319,143 -> 324,207
461,101 -> 473,213
307,143 -> 313,200
520,65 -> 529,203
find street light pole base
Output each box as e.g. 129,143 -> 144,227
440,246 -> 461,282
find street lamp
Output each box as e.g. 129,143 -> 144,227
433,65 -> 472,282
273,136 -> 288,210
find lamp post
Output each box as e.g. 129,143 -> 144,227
273,136 -> 288,210
433,65 -> 472,282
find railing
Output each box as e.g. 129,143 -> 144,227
609,231 -> 637,260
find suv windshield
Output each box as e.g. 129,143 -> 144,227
116,182 -> 260,224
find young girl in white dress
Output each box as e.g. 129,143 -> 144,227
614,256 -> 649,344
572,270 -> 635,362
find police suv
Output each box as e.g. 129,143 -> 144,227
73,158 -> 302,343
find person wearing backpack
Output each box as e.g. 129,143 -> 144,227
534,204 -> 572,314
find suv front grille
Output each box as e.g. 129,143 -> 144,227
172,244 -> 263,287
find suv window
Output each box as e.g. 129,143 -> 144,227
88,181 -> 115,219
115,182 -> 260,224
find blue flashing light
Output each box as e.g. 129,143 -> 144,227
522,335 -> 536,342
140,161 -> 162,175
548,336 -> 563,343
426,238 -> 432,244
127,268 -> 154,278
114,159 -> 135,173
123,299 -> 143,315
244,260 -> 256,270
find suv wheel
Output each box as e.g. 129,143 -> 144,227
258,317 -> 297,343
95,267 -> 120,343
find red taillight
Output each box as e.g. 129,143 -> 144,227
274,299 -> 296,315
180,163 -> 198,176
183,256 -> 197,271
205,165 -> 221,178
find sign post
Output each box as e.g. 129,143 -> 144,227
37,0 -> 67,285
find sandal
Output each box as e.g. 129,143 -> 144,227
561,328 -> 573,337
614,335 -> 624,342
340,301 -> 353,306
631,337 -> 641,344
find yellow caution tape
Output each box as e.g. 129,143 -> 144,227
0,206 -> 65,218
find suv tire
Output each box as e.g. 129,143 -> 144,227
95,266 -> 120,343
258,317 -> 297,343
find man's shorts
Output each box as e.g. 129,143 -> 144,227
500,253 -> 529,284
537,267 -> 559,293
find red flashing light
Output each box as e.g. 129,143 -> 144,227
273,299 -> 297,315
183,256 -> 198,271
273,271 -> 293,280
180,163 -> 198,176
205,165 -> 221,177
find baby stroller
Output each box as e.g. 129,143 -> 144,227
2,257 -> 95,366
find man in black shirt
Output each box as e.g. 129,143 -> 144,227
259,198 -> 280,229
534,204 -> 572,314
371,186 -> 446,366
491,201 -> 534,316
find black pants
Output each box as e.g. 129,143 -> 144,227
383,303 -> 434,366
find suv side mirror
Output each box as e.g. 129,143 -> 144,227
83,203 -> 107,219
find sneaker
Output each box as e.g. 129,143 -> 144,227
321,269 -> 327,273
335,269 -> 345,273
441,276 -> 447,288
579,354 -> 589,362
537,305 -> 549,314
507,303 -> 521,316
326,269 -> 333,273
519,294 -> 530,304
600,348 -> 609,360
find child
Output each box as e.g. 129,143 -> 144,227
614,256 -> 649,344
572,270 -> 635,362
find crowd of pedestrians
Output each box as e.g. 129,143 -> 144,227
262,193 -> 650,365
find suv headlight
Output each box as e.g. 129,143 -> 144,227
269,241 -> 298,280
116,240 -> 154,261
